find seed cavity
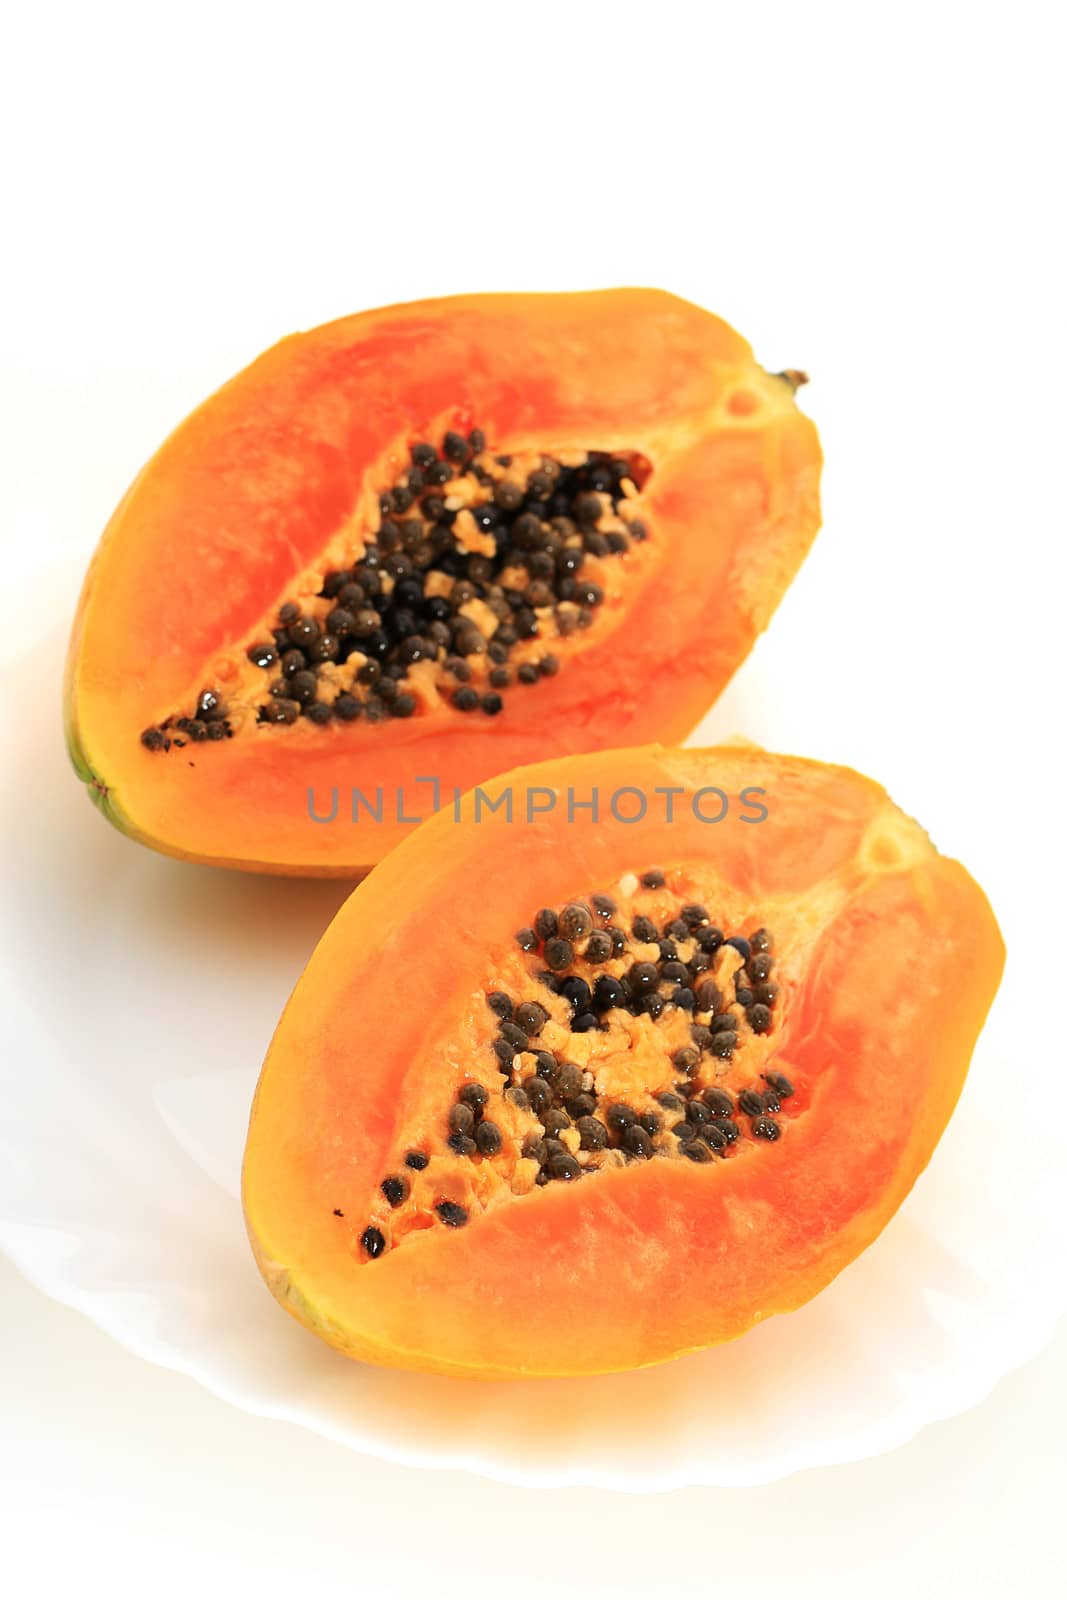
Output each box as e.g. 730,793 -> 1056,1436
140,436 -> 650,750
355,876 -> 799,1260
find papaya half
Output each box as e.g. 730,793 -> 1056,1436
242,744 -> 1004,1379
64,290 -> 821,874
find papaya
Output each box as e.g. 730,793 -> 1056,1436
64,290 -> 821,874
242,744 -> 1004,1378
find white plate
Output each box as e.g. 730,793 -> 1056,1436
2,616 -> 1062,1492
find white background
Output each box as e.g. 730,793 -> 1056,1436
2,2 -> 1065,1596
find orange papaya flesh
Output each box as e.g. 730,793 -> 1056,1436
64,290 -> 821,874
242,745 -> 1004,1378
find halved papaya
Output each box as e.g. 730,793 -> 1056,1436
242,744 -> 1004,1378
64,290 -> 821,874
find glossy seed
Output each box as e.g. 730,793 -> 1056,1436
306,633 -> 340,664
524,1077 -> 552,1113
559,902 -> 593,941
534,1050 -> 559,1080
624,1125 -> 654,1159
584,930 -> 613,963
606,1103 -> 637,1137
543,937 -> 574,972
494,479 -> 523,511
486,990 -> 513,1019
264,697 -> 300,724
577,1115 -> 609,1150
288,615 -> 321,648
702,1087 -> 734,1117
629,961 -> 660,993
449,1102 -> 475,1135
670,1046 -> 699,1078
751,1116 -> 782,1142
436,1200 -> 469,1226
592,974 -> 626,1012
404,1149 -> 429,1170
547,1153 -> 581,1182
556,1063 -> 584,1098
513,1001 -> 546,1036
475,1121 -> 502,1156
381,1175 -> 409,1207
361,1226 -> 386,1258
288,670 -> 318,706
565,1093 -> 597,1119
459,1083 -> 489,1112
